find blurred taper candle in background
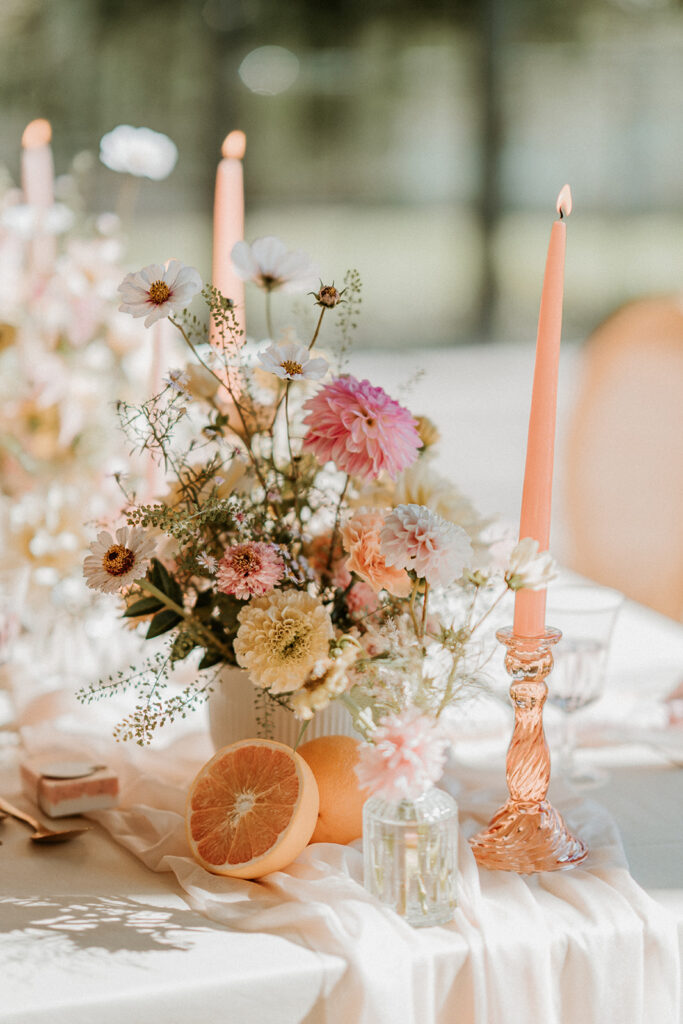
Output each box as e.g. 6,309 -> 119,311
21,118 -> 55,275
212,130 -> 246,340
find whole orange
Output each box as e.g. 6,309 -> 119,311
297,734 -> 367,845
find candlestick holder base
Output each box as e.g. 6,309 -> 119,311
470,627 -> 587,874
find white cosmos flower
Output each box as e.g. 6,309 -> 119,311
83,527 -> 156,594
231,236 -> 319,293
118,259 -> 202,327
505,538 -> 558,591
99,125 -> 178,180
257,338 -> 328,381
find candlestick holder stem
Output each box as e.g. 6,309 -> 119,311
469,626 -> 587,873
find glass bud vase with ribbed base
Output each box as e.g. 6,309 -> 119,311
362,787 -> 458,928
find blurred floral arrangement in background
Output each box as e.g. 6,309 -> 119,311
0,123 -> 177,608
78,236 -> 557,790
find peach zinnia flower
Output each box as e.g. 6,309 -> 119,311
216,542 -> 284,601
341,509 -> 411,597
302,376 -> 421,481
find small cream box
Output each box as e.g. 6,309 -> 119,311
20,759 -> 119,818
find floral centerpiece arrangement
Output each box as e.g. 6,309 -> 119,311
79,236 -> 557,772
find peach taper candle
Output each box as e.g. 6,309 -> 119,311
513,185 -> 572,638
212,130 -> 246,341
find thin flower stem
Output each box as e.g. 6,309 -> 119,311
265,290 -> 274,339
136,579 -> 234,660
471,585 -> 510,635
168,317 -> 269,493
326,474 -> 350,573
408,579 -> 421,638
293,719 -> 310,751
420,581 -> 430,639
308,308 -> 325,350
285,383 -> 302,524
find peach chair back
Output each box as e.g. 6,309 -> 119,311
565,296 -> 683,621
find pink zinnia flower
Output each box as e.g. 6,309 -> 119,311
355,709 -> 449,801
380,503 -> 473,588
302,376 -> 421,481
216,542 -> 284,600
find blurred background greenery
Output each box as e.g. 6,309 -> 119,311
1,0 -> 681,347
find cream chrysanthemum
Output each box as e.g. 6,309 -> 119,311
233,590 -> 334,694
289,643 -> 359,720
83,527 -> 155,594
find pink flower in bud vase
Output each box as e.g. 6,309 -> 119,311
216,542 -> 284,601
302,376 -> 421,481
355,709 -> 449,802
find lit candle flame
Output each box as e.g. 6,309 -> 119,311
22,119 -> 52,149
221,131 -> 246,160
556,184 -> 572,219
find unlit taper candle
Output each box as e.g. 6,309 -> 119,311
21,119 -> 55,276
212,130 -> 246,341
513,185 -> 572,638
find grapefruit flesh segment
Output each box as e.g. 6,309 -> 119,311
186,739 -> 319,878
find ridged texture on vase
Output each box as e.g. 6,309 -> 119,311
470,626 -> 588,873
207,665 -> 358,750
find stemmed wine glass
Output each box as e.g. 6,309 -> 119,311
546,584 -> 624,787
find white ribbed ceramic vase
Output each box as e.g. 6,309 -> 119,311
207,665 -> 359,750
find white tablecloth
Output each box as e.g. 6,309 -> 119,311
1,595 -> 682,1024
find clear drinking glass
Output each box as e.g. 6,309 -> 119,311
363,787 -> 458,927
546,584 -> 624,786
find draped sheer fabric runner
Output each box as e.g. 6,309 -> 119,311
14,721 -> 680,1024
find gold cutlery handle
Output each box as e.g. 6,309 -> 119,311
0,795 -> 41,832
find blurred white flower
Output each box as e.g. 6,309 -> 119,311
257,338 -> 328,381
83,527 -> 156,594
231,236 -> 319,293
118,259 -> 202,328
380,503 -> 473,588
505,537 -> 558,591
99,125 -> 178,180
2,203 -> 74,238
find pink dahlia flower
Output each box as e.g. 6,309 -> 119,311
302,376 -> 421,481
380,503 -> 473,588
355,709 -> 449,801
216,542 -> 284,601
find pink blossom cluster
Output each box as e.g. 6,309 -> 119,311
355,709 -> 450,801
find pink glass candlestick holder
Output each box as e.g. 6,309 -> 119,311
469,626 -> 587,874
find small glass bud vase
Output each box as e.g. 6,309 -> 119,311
362,787 -> 458,928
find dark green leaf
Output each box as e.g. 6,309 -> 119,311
149,558 -> 183,605
198,649 -> 225,670
123,596 -> 164,618
146,608 -> 183,639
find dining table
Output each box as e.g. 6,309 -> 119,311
1,580 -> 682,1024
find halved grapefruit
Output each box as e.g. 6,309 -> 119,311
185,738 -> 319,878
